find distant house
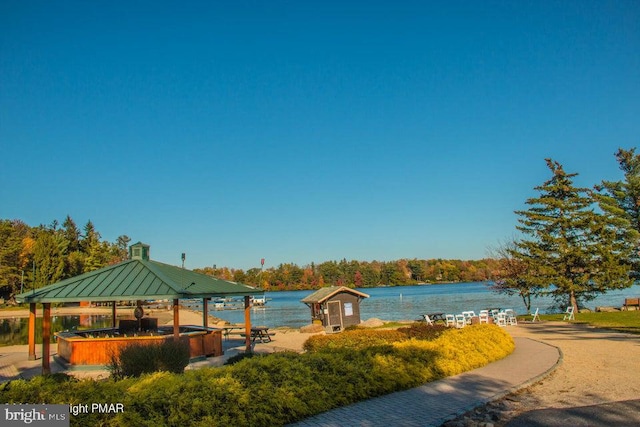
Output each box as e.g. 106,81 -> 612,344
301,286 -> 369,333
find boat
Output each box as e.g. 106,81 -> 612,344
251,296 -> 267,306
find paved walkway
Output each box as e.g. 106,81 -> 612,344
289,336 -> 561,427
0,345 -> 64,382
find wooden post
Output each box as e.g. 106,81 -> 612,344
111,301 -> 117,328
173,299 -> 180,341
202,298 -> 209,329
28,303 -> 36,360
42,303 -> 51,375
244,296 -> 251,352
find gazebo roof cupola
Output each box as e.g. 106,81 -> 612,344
129,242 -> 150,261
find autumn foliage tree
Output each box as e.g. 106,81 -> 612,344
489,238 -> 540,314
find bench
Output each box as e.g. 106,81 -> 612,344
622,298 -> 640,311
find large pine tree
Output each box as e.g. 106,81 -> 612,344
513,159 -> 634,313
594,147 -> 640,275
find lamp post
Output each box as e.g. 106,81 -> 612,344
259,258 -> 265,288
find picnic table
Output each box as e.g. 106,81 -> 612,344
222,325 -> 243,340
251,326 -> 273,343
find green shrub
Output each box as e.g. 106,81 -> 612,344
109,339 -> 190,379
109,343 -> 155,378
156,339 -> 191,373
224,351 -> 258,365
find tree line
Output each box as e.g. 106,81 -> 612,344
490,147 -> 640,314
194,258 -> 500,291
0,216 -> 130,300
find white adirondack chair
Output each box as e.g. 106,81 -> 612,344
445,314 -> 456,327
496,312 -> 507,327
563,306 -> 575,321
422,314 -> 434,326
531,307 -> 540,322
478,310 -> 489,324
462,311 -> 475,325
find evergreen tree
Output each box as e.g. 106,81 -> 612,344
81,220 -> 100,253
61,215 -> 85,278
359,263 -> 381,287
81,220 -> 108,272
83,241 -> 112,273
62,215 -> 81,253
594,147 -> 640,274
513,159 -> 634,313
65,250 -> 85,278
33,230 -> 66,288
380,262 -> 405,285
407,259 -> 426,282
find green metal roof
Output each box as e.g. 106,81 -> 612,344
301,286 -> 369,304
15,259 -> 262,303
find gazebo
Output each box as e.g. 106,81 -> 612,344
15,242 -> 263,374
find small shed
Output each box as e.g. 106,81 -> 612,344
301,286 -> 369,332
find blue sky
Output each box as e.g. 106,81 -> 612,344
1,1 -> 639,270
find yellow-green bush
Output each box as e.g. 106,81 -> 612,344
0,324 -> 514,427
393,324 -> 514,377
302,328 -> 405,352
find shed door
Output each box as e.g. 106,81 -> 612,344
327,300 -> 343,327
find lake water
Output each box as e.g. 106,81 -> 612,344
2,282 -> 638,345
201,282 -> 640,328
0,315 -> 114,346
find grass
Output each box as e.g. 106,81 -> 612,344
521,310 -> 640,335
